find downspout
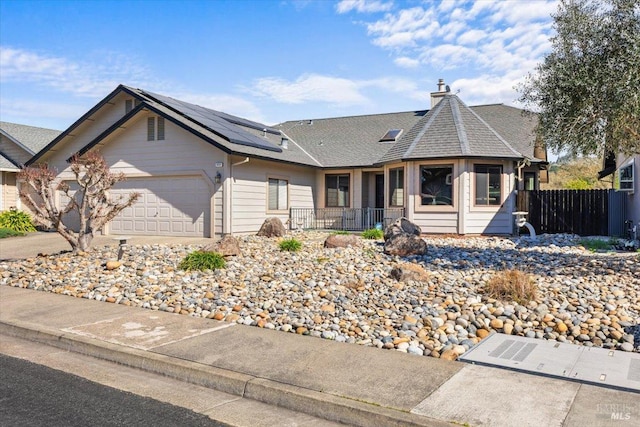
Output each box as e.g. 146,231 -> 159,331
232,157 -> 250,167
515,158 -> 531,189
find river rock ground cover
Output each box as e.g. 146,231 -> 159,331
1,232 -> 638,359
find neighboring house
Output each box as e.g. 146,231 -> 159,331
0,121 -> 61,211
27,81 -> 547,237
599,153 -> 639,229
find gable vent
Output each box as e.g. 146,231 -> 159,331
380,129 -> 403,142
125,99 -> 141,114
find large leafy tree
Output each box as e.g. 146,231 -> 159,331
519,0 -> 640,156
18,152 -> 139,252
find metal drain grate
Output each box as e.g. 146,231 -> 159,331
460,333 -> 640,392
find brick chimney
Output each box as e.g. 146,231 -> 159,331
430,78 -> 450,108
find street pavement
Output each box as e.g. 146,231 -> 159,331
1,285 -> 638,426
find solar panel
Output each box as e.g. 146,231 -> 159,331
140,90 -> 282,153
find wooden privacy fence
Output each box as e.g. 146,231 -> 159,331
516,189 -> 626,236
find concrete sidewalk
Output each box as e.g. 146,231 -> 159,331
0,285 -> 637,426
0,232 -> 213,260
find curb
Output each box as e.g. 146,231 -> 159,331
0,319 -> 443,427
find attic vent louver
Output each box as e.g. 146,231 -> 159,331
380,129 -> 402,142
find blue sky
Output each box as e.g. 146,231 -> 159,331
1,0 -> 558,131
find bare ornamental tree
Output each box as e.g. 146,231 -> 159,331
18,152 -> 140,252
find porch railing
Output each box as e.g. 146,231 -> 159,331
289,207 -> 405,231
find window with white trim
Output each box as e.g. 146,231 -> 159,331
619,161 -> 634,191
147,116 -> 165,141
475,164 -> 502,206
325,174 -> 350,207
268,178 -> 288,211
389,167 -> 404,206
420,165 -> 453,206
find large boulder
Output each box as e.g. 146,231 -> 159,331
384,217 -> 422,240
256,217 -> 286,237
384,233 -> 428,257
324,234 -> 360,248
203,235 -> 241,257
390,263 -> 430,282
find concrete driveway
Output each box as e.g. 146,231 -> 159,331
0,232 -> 214,261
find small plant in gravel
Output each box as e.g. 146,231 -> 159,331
0,208 -> 36,233
279,238 -> 302,252
484,269 -> 537,304
362,228 -> 383,240
0,227 -> 24,238
579,237 -> 615,252
178,251 -> 226,271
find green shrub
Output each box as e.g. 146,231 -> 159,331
279,238 -> 302,252
579,238 -> 614,252
362,228 -> 383,240
178,251 -> 226,271
0,209 -> 36,233
0,227 -> 24,238
331,230 -> 350,235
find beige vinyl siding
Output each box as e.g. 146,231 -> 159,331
406,160 -> 458,234
464,160 -> 515,235
404,159 -> 515,235
45,110 -> 224,237
230,157 -> 315,234
0,136 -> 32,165
39,93 -> 137,171
411,211 -> 459,234
1,172 -> 18,210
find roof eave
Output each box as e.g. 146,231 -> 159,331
26,84 -> 131,166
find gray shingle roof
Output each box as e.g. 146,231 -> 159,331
0,152 -> 20,171
0,121 -> 61,154
277,111 -> 428,168
378,95 -> 524,163
469,104 -> 543,161
33,85 -> 541,170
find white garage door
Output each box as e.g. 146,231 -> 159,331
110,177 -> 209,237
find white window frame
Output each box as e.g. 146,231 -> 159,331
618,160 -> 634,192
388,167 -> 405,207
325,173 -> 350,207
267,177 -> 289,212
474,164 -> 503,207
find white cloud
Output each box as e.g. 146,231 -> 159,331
0,98 -> 88,128
451,70 -> 530,106
249,73 -> 425,108
251,74 -> 370,105
0,46 -> 154,98
367,7 -> 439,48
344,1 -> 558,105
394,56 -> 420,68
335,0 -> 393,14
457,29 -> 487,45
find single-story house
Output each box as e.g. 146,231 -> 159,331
26,80 -> 547,237
599,153 -> 639,231
1,121 -> 61,211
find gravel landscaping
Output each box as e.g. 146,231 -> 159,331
1,232 -> 638,359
